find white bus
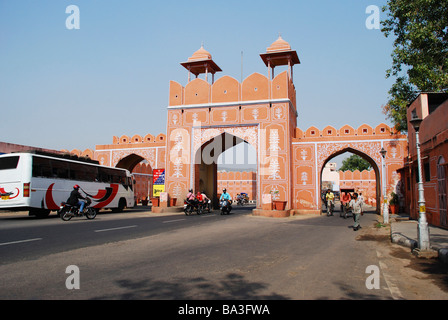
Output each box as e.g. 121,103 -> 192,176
0,151 -> 135,217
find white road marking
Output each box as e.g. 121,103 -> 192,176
94,225 -> 137,233
162,219 -> 186,223
0,238 -> 42,246
377,250 -> 404,300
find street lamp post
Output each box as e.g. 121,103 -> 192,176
410,117 -> 430,251
380,147 -> 389,224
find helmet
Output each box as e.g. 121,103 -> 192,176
73,185 -> 80,190
223,188 -> 227,192
189,189 -> 193,193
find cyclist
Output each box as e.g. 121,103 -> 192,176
325,189 -> 335,216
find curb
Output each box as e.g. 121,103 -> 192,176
390,222 -> 448,264
391,233 -> 417,249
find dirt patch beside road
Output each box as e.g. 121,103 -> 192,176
356,218 -> 448,299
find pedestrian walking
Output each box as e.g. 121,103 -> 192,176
349,192 -> 363,231
358,192 -> 365,214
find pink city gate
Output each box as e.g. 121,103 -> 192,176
67,36 -> 407,217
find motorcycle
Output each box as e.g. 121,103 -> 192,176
184,199 -> 202,215
340,202 -> 353,219
59,197 -> 97,221
237,197 -> 248,206
220,199 -> 232,215
203,199 -> 211,213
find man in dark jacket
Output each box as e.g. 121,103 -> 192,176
68,185 -> 86,213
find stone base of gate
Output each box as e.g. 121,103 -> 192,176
290,209 -> 321,216
252,208 -> 291,218
151,206 -> 184,214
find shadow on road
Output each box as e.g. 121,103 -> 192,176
92,272 -> 289,300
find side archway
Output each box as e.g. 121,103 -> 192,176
319,147 -> 381,214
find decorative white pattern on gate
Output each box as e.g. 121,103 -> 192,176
193,126 -> 258,153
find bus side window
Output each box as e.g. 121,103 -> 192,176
98,167 -> 110,183
51,159 -> 69,179
85,166 -> 97,182
69,163 -> 84,180
32,157 -> 51,178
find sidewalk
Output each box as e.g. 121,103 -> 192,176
390,214 -> 448,263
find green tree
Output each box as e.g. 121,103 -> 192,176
381,0 -> 448,132
339,155 -> 372,172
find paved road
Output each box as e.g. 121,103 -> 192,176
1,206 -> 447,302
0,206 -> 240,264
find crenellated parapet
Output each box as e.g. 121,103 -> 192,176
111,133 -> 166,145
293,123 -> 405,142
169,70 -> 296,109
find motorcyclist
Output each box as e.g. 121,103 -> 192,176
185,188 -> 197,209
219,188 -> 232,211
186,189 -> 195,202
68,185 -> 86,213
201,191 -> 211,211
236,193 -> 243,205
196,191 -> 203,204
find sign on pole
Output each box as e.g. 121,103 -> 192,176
153,169 -> 165,197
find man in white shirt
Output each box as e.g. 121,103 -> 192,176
349,193 -> 364,231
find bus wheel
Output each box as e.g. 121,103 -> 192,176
112,198 -> 126,213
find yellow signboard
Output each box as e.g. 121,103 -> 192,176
153,185 -> 165,198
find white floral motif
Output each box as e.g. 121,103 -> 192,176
221,111 -> 227,122
252,109 -> 259,120
391,147 -> 397,158
173,132 -> 184,152
301,149 -> 307,160
301,172 -> 308,185
275,107 -> 283,119
268,157 -> 281,180
268,129 -> 280,152
173,158 -> 183,178
173,183 -> 182,198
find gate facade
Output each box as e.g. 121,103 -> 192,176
65,36 -> 408,216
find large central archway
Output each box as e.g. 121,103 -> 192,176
194,131 -> 257,208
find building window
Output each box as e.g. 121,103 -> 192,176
424,161 -> 430,182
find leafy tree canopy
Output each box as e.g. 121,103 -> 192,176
339,155 -> 372,172
381,0 -> 448,132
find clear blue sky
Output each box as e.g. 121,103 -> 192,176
0,0 -> 393,153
